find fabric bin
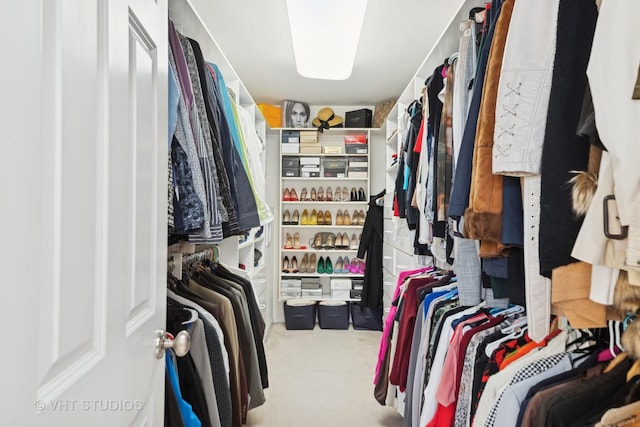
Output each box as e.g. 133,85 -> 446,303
284,300 -> 317,330
350,302 -> 383,331
317,301 -> 349,330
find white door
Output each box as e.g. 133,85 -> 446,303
2,0 -> 168,425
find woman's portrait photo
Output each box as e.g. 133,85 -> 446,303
282,100 -> 311,128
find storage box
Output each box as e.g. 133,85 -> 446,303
331,279 -> 352,290
301,170 -> 320,178
301,166 -> 320,178
323,158 -> 347,178
350,302 -> 383,331
282,143 -> 300,154
282,130 -> 300,143
350,289 -> 363,300
347,171 -> 368,178
282,156 -> 300,177
330,289 -> 350,300
301,289 -> 323,299
300,144 -> 322,154
317,301 -> 349,329
299,130 -> 318,143
323,146 -> 344,154
344,134 -> 368,154
345,143 -> 368,154
300,157 -> 320,166
281,289 -> 302,299
351,279 -> 364,291
345,109 -> 372,128
284,300 -> 317,330
348,160 -> 368,168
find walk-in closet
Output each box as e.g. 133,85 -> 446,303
5,0 -> 640,426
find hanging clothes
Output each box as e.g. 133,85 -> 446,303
357,189 -> 385,310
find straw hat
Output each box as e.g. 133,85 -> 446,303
312,107 -> 344,132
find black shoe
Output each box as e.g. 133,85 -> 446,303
350,187 -> 357,202
358,187 -> 366,201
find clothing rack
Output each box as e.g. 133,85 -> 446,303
182,247 -> 218,268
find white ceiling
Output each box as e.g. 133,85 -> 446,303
189,0 -> 469,107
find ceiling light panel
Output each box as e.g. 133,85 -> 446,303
286,0 -> 368,80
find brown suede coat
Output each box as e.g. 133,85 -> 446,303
464,0 -> 515,258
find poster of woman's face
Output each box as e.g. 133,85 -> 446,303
282,100 -> 311,128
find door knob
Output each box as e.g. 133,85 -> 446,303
155,330 -> 191,359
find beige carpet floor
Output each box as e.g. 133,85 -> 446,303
246,322 -> 403,427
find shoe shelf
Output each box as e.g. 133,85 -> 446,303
279,128 -> 372,304
281,177 -> 368,181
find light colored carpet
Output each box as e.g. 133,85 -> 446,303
246,323 -> 403,427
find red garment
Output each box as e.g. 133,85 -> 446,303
425,402 -> 455,427
414,116 -> 426,153
389,275 -> 438,391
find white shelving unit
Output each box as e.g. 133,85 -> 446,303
277,127 -> 372,303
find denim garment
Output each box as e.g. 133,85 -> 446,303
205,63 -> 242,237
448,0 -> 503,220
501,176 -> 523,246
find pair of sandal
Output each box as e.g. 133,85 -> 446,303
283,232 -> 306,249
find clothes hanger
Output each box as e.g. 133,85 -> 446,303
486,324 -> 527,357
501,315 -> 528,334
489,304 -> 525,318
180,308 -> 199,326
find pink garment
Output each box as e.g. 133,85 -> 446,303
435,313 -> 487,405
374,266 -> 434,382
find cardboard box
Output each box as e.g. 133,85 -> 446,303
323,146 -> 344,154
330,289 -> 351,300
345,109 -> 372,128
300,144 -> 322,154
299,130 -> 319,143
344,134 -> 367,144
300,157 -> 320,166
282,143 -> 300,154
331,279 -> 353,290
347,171 -> 368,178
281,289 -> 302,299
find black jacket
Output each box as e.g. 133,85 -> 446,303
357,190 -> 385,309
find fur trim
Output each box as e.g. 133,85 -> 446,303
568,170 -> 598,217
613,271 -> 640,317
462,209 -> 502,242
622,320 -> 640,359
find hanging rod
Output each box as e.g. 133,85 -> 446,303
181,246 -> 219,268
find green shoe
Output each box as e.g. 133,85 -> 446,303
325,256 -> 333,274
317,256 -> 325,274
